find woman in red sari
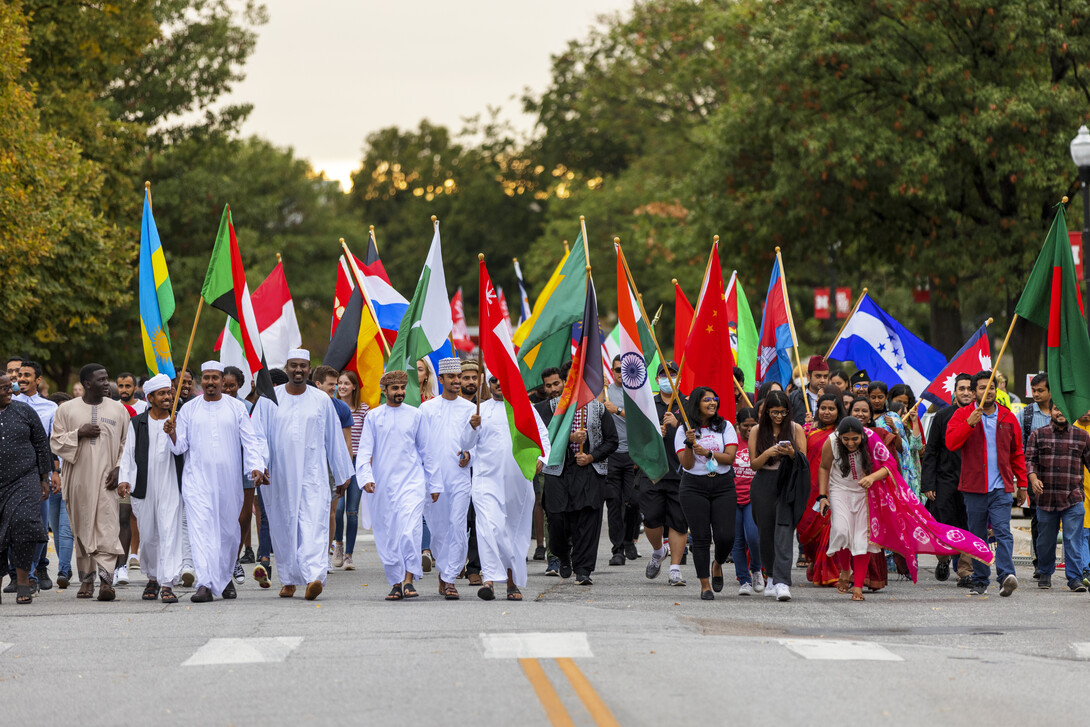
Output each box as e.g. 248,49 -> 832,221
799,393 -> 844,586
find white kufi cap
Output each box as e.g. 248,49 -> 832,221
201,360 -> 224,373
142,373 -> 172,396
437,357 -> 462,375
286,348 -> 310,362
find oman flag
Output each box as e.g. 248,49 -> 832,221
920,323 -> 992,410
682,240 -> 737,424
451,287 -> 475,352
201,205 -> 276,402
479,258 -> 545,479
615,248 -> 668,481
1014,204 -> 1090,421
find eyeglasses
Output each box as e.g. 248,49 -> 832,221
852,383 -> 868,390
612,369 -> 622,376
768,409 -> 788,418
701,396 -> 719,403
488,377 -> 498,384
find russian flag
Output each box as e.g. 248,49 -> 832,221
757,257 -> 795,388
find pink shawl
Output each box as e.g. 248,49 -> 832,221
862,429 -> 994,582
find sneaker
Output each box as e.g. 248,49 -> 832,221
128,553 -> 140,570
752,571 -> 766,594
421,550 -> 434,573
233,560 -> 245,585
327,555 -> 334,574
1038,575 -> 1052,589
1032,569 -> 1042,581
764,580 -> 777,597
36,570 -> 53,591
575,574 -> 593,586
1069,580 -> 1088,593
253,564 -> 271,589
739,582 -> 755,596
533,545 -> 547,561
999,574 -> 1018,597
968,582 -> 988,596
343,554 -> 356,571
956,575 -> 972,588
668,570 -> 686,587
56,573 -> 70,589
332,542 -> 345,568
180,567 -> 196,588
935,559 -> 950,582
645,552 -> 664,580
240,547 -> 256,564
559,561 -> 573,579
624,542 -> 640,560
114,565 -> 129,586
608,553 -> 626,566
776,584 -> 792,601
2,581 -> 16,594
545,558 -> 560,577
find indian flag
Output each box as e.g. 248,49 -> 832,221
615,247 -> 668,482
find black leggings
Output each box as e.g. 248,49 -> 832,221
679,471 -> 737,579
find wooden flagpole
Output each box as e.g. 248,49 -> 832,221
775,246 -> 810,416
900,316 -> 994,424
823,287 -> 869,361
673,238 -> 717,399
977,315 -> 1017,414
341,238 -> 393,359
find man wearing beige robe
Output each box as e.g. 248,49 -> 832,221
51,364 -> 129,601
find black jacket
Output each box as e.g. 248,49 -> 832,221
131,411 -> 185,499
920,403 -> 965,495
789,388 -> 817,425
776,450 -> 812,528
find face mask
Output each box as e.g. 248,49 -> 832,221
705,456 -> 717,474
10,379 -> 18,393
657,377 -> 673,394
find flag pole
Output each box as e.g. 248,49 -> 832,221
341,238 -> 393,359
616,238 -> 692,431
369,225 -> 379,253
476,254 -> 485,416
901,316 -> 993,424
276,252 -> 282,265
775,246 -> 810,416
823,287 -> 869,361
977,315 -> 1018,414
170,298 -> 203,420
651,304 -> 664,329
672,240 -> 717,418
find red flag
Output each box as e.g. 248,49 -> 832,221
498,287 -> 513,334
674,279 -> 694,377
920,324 -> 992,409
450,287 -> 475,352
681,242 -> 737,424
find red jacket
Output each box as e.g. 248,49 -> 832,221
945,403 -> 1027,494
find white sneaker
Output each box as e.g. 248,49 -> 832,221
763,580 -> 777,597
114,565 -> 129,586
752,570 -> 765,593
343,553 -> 356,571
128,553 -> 140,570
738,582 -> 754,596
332,542 -> 345,568
327,554 -> 334,574
776,583 -> 792,601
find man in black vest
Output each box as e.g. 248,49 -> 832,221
117,374 -> 186,603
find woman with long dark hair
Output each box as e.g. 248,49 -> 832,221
676,386 -> 739,600
748,390 -> 807,601
798,392 -> 845,586
731,407 -> 764,594
334,371 -> 366,570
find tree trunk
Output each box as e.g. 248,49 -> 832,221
928,278 -> 964,358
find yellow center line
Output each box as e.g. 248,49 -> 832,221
519,657 -> 575,727
555,657 -> 620,727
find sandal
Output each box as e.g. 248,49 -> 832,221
17,584 -> 33,605
160,587 -> 178,604
851,587 -> 865,602
506,585 -> 523,601
386,584 -> 403,601
836,573 -> 851,594
477,583 -> 495,601
142,581 -> 160,601
76,579 -> 95,599
444,583 -> 460,600
402,583 -> 419,599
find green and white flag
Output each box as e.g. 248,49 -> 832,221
388,222 -> 452,406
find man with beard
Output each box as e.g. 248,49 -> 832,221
459,359 -> 484,585
921,373 -> 976,585
50,364 -> 129,600
167,361 -> 266,603
116,372 -> 148,415
537,367 -> 564,575
12,360 -> 58,593
356,370 -> 441,600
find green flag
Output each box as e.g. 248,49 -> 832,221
727,271 -> 759,389
1013,205 -> 1090,422
517,234 -> 587,384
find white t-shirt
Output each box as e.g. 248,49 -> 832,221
674,422 -> 739,476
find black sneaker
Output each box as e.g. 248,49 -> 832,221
544,558 -> 560,577
1032,570 -> 1042,581
968,582 -> 988,596
2,580 -> 16,594
956,575 -> 972,588
1069,581 -> 1088,593
935,560 -> 950,582
624,542 -> 640,560
36,571 -> 53,591
608,553 -> 625,566
222,582 -> 237,599
575,573 -> 593,586
1038,575 -> 1052,589
533,545 -> 547,561
240,547 -> 256,564
559,561 -> 573,579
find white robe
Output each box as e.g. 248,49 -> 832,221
356,404 -> 441,586
419,395 -> 475,583
460,397 -> 550,586
118,416 -> 185,585
252,386 -> 354,586
171,396 -> 266,595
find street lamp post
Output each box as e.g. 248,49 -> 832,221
1069,126 -> 1090,336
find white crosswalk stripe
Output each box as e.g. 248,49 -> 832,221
778,639 -> 903,661
481,632 -> 593,659
182,637 -> 303,666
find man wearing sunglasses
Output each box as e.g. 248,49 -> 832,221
604,356 -> 641,567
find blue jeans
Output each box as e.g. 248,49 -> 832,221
48,492 -> 72,578
421,516 -> 431,551
256,487 -> 272,561
1035,503 -> 1087,586
334,476 -> 361,554
732,502 -> 762,583
964,489 -> 1014,587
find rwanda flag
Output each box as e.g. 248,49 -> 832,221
139,191 -> 176,378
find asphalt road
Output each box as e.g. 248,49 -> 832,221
2,517 -> 1088,726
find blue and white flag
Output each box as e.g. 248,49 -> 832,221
828,293 -> 946,396
513,258 -> 532,327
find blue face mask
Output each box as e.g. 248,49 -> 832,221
705,456 -> 717,473
657,377 -> 673,394
10,379 -> 18,394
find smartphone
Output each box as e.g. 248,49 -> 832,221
811,500 -> 823,512
777,440 -> 791,448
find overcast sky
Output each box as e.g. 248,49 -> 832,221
217,0 -> 635,190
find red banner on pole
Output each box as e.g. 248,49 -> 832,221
814,287 -> 830,319
835,287 -> 852,319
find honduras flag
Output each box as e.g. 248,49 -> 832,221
828,293 -> 946,397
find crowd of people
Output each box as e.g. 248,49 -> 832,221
2,348 -> 1088,606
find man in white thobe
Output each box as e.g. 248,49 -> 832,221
462,375 -> 550,601
356,370 -> 441,600
253,349 -> 353,601
167,361 -> 266,603
419,357 -> 475,600
117,374 -> 186,603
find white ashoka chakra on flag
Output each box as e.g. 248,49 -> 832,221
620,351 -> 647,390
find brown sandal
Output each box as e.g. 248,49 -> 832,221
836,573 -> 851,594
443,583 -> 460,600
279,585 -> 296,598
851,587 -> 865,601
76,579 -> 95,599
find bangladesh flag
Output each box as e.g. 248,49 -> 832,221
1013,204 -> 1090,422
201,204 -> 276,403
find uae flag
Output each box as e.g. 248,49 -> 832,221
920,324 -> 992,409
1014,204 -> 1090,421
479,258 -> 544,479
215,259 -> 301,397
615,247 -> 668,481
201,204 -> 276,403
